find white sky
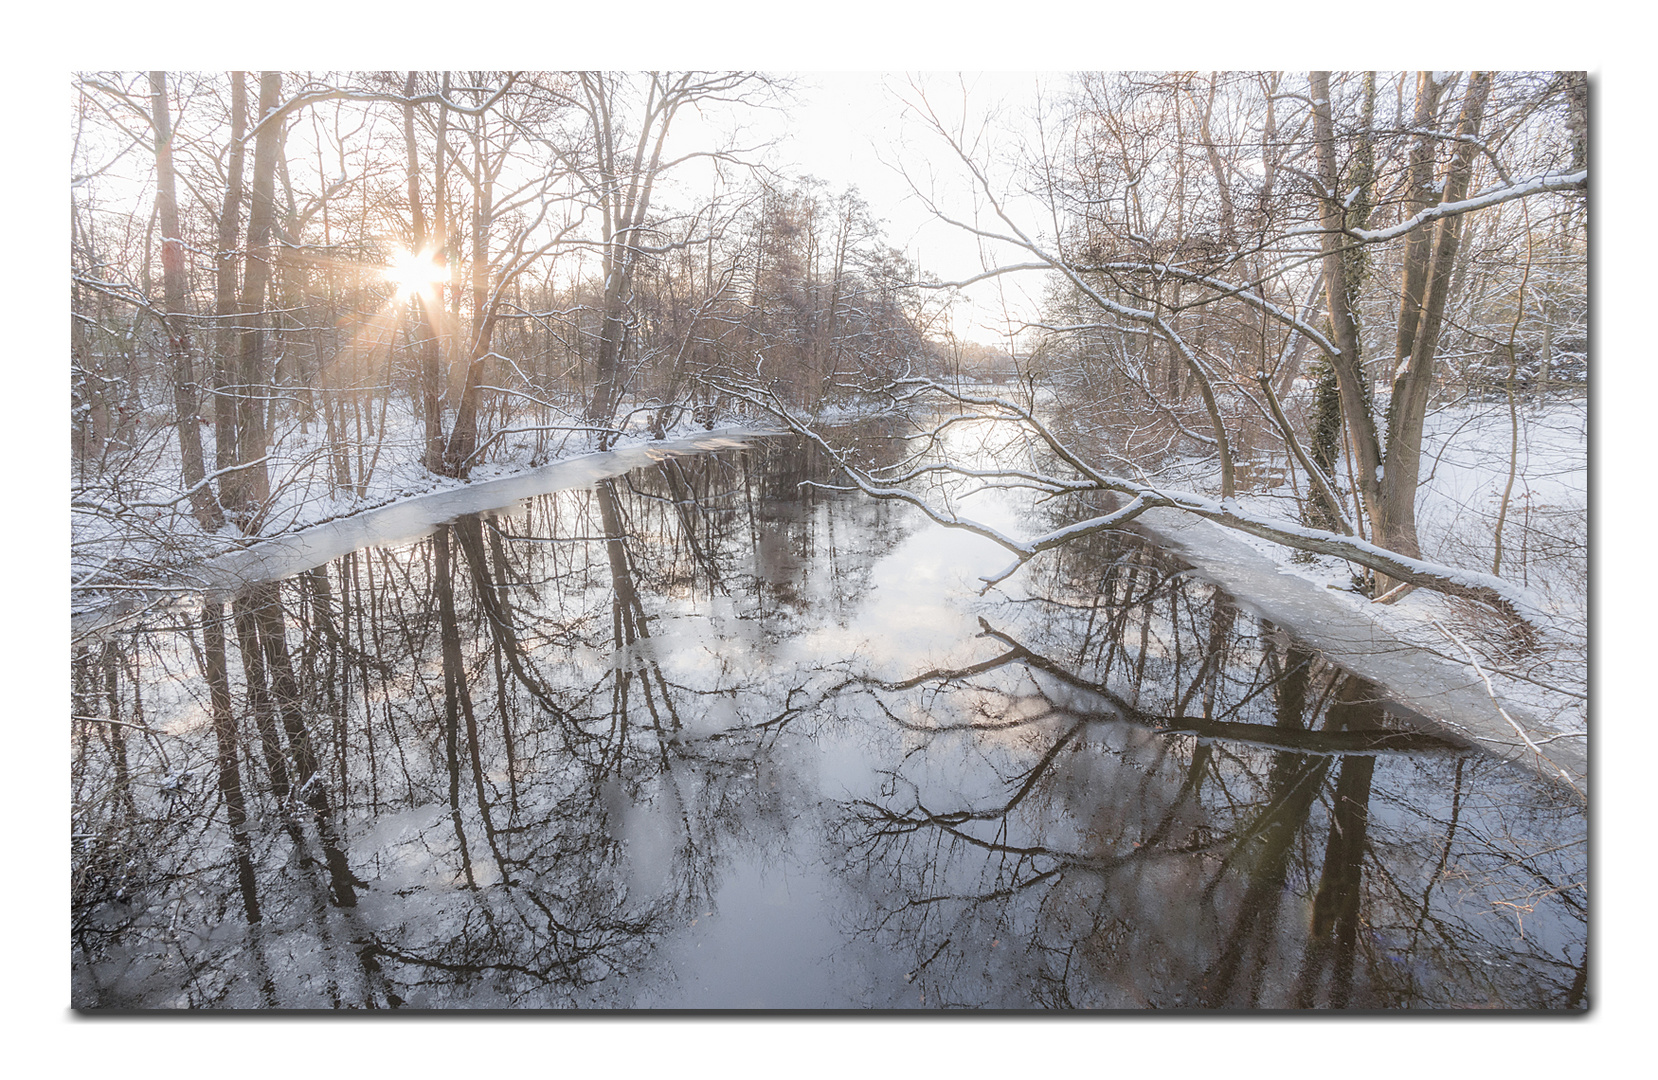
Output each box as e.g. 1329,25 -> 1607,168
759,72 -> 1054,341
660,71 -> 1062,347
764,72 -> 1059,347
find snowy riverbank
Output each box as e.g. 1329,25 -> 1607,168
1141,395 -> 1587,793
70,421 -> 783,640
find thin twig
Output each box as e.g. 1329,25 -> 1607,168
1432,619 -> 1584,801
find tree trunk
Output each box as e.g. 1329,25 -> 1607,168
1562,70 -> 1588,171
444,96 -> 500,476
212,72 -> 247,500
581,74 -> 688,433
1196,72 -> 1237,245
1391,72 -> 1448,383
403,72 -> 448,473
234,71 -> 283,525
1309,72 -> 1385,543
1378,72 -> 1493,561
149,72 -> 223,530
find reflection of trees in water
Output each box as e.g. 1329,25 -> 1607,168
69,437 -> 914,1007
824,530 -> 1586,1009
68,435 -> 1584,1008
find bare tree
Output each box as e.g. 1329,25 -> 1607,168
740,71 -> 1586,639
527,72 -> 774,432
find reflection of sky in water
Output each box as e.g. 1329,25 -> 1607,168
810,522 -> 1006,674
624,827 -> 912,1009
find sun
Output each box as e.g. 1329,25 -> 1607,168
382,246 -> 447,300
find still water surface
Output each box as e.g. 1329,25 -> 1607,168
70,432 -> 1587,1008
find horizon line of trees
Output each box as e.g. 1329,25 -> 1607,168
71,70 -> 944,570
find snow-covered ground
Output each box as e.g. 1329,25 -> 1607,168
1417,396 -> 1587,610
71,394 -> 771,617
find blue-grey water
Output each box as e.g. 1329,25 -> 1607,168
70,431 -> 1587,1008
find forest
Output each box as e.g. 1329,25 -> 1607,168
70,71 -> 1587,624
69,71 -> 1589,1011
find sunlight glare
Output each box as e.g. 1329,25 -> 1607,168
383,246 -> 447,300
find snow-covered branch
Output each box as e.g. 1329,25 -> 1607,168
1341,170 -> 1586,244
248,74 -> 521,141
722,377 -> 1544,644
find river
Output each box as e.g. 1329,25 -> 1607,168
70,426 -> 1587,1008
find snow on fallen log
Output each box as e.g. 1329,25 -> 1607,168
1165,494 -> 1545,649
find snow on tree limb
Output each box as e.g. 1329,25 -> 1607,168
1336,170 -> 1586,244
1433,619 -> 1583,801
248,74 -> 521,141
